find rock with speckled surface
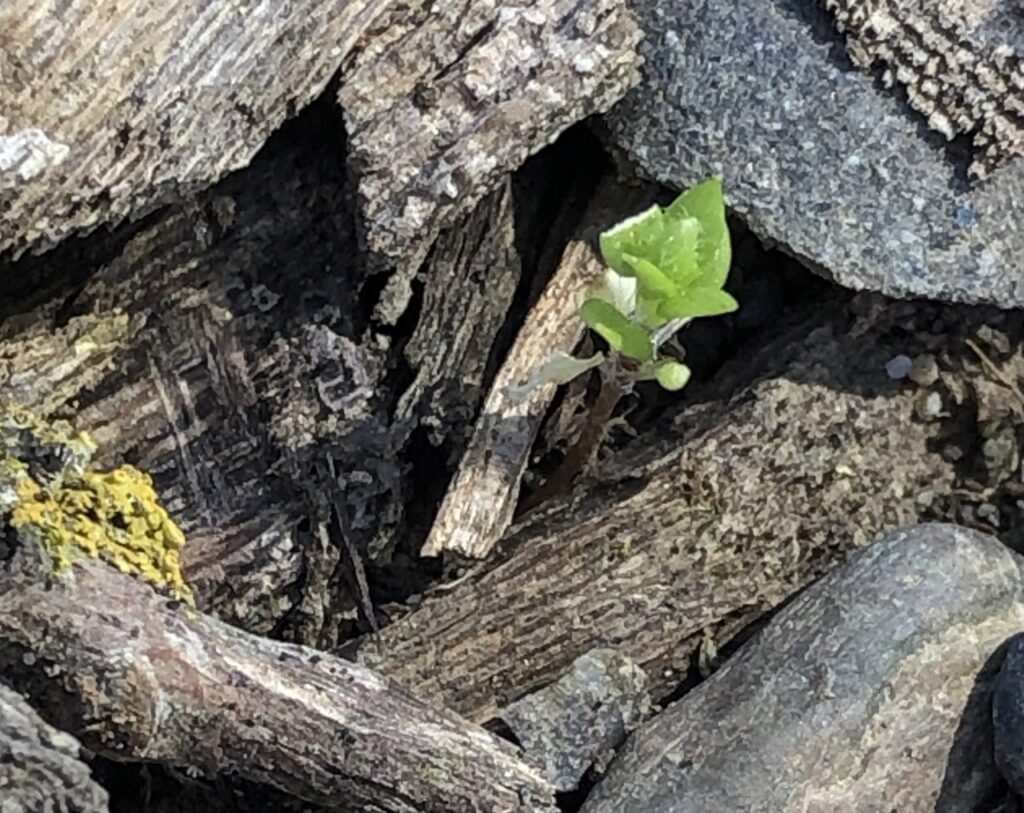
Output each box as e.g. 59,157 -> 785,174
581,524 -> 1024,813
499,649 -> 652,792
605,0 -> 1024,307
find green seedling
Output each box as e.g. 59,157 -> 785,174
517,176 -> 737,509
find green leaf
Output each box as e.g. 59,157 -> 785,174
658,287 -> 739,321
598,205 -> 664,279
657,216 -> 702,289
579,298 -> 653,361
653,360 -> 691,391
665,176 -> 731,289
622,253 -> 676,300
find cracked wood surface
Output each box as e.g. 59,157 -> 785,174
0,124 -> 369,641
0,0 -> 384,259
0,113 -> 591,646
0,550 -> 556,813
341,0 -> 642,321
825,0 -> 1024,178
357,297 -> 1015,723
0,682 -> 110,813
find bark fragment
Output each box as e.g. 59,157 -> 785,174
0,682 -> 110,813
339,0 -> 642,319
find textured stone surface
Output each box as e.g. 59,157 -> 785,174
605,0 -> 1024,307
0,682 -> 110,813
499,649 -> 652,792
582,524 -> 1024,813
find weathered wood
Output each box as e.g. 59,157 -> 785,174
0,107 -> 606,645
825,0 -> 1024,178
340,0 -> 642,321
0,123 -> 375,641
394,178 -> 521,446
0,0 -> 383,259
0,682 -> 110,813
356,297 -> 1018,722
420,179 -> 650,559
0,548 -> 556,813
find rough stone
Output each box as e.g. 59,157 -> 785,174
499,649 -> 652,792
605,0 -> 1024,307
582,524 -> 1024,813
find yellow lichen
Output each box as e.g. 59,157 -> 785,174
2,404 -> 193,606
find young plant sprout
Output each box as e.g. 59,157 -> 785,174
517,176 -> 736,509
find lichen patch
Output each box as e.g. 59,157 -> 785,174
1,404 -> 194,605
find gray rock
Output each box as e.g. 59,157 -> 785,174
993,635 -> 1024,795
604,0 -> 1024,307
582,524 -> 1024,813
499,649 -> 652,792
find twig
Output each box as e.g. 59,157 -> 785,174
518,365 -> 626,514
965,337 -> 1024,409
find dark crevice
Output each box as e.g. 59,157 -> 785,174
432,21 -> 496,84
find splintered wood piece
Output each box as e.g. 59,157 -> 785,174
419,180 -> 649,559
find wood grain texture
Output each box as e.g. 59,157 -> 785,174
0,114 -> 586,645
394,179 -> 521,446
419,180 -> 649,559
358,297 -> 1015,722
825,0 -> 1024,177
0,682 -> 110,813
418,239 -> 595,557
0,0 -> 385,258
0,123 -> 370,640
340,0 -> 642,321
0,550 -> 556,813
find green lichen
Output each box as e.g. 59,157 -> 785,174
0,404 -> 194,606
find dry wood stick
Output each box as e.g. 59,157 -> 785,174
0,550 -> 555,813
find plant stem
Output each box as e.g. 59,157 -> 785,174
519,367 -> 625,514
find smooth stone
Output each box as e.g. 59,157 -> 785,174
499,649 -> 652,792
582,524 -> 1024,813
